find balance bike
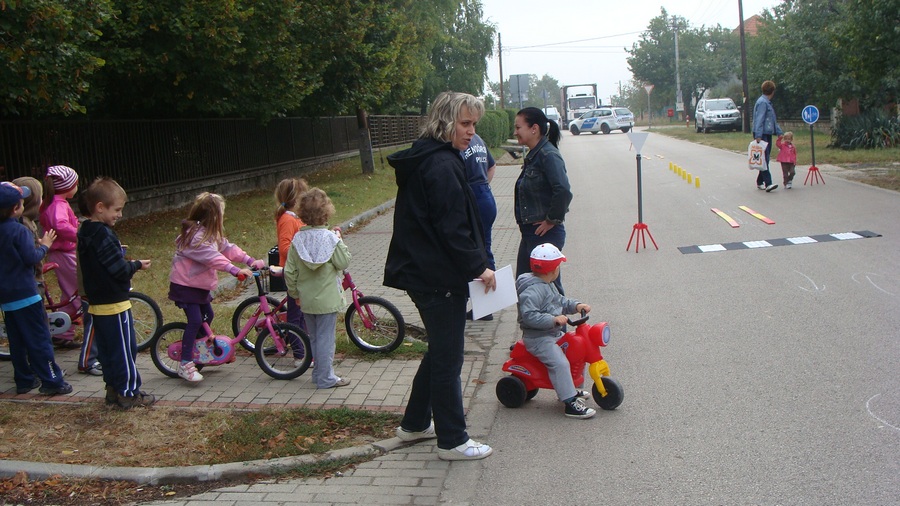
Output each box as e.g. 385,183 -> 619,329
496,312 -> 624,410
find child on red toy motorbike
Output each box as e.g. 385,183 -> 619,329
516,243 -> 595,419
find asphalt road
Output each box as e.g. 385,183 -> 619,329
447,128 -> 900,505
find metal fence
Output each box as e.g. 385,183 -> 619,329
0,115 -> 423,192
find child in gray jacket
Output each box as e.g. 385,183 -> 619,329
516,243 -> 595,419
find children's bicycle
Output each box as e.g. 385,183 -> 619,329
0,262 -> 163,360
149,268 -> 312,380
231,268 -> 405,353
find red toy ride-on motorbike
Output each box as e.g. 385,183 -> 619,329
496,312 -> 624,410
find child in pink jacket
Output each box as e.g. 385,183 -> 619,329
168,192 -> 265,382
776,132 -> 798,189
39,165 -> 81,347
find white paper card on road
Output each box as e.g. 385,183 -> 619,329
468,264 -> 518,320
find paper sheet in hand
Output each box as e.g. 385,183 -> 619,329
468,265 -> 518,320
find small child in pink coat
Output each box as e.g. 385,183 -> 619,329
776,132 -> 797,189
168,192 -> 265,382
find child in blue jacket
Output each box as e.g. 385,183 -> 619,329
0,182 -> 72,395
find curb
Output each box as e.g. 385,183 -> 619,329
0,438 -> 408,485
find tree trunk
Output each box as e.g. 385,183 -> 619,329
357,107 -> 375,175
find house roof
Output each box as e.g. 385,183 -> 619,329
734,14 -> 764,36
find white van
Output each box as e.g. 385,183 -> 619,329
543,107 -> 561,129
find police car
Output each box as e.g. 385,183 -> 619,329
569,107 -> 634,135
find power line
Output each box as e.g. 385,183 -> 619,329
506,31 -> 643,51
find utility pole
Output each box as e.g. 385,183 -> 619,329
738,1 -> 751,133
498,33 -> 505,109
672,16 -> 683,120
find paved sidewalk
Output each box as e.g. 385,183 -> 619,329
0,161 -> 524,505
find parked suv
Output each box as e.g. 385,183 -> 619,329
694,98 -> 741,133
569,107 -> 634,135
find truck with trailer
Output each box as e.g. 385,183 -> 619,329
560,84 -> 599,128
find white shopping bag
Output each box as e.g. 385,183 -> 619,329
748,139 -> 768,171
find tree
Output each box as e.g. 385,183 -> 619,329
417,0 -> 495,113
488,73 -> 560,110
87,0 -> 326,119
626,9 -> 741,117
0,0 -> 113,118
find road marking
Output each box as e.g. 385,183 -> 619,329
711,208 -> 740,228
739,206 -> 775,224
678,230 -> 881,254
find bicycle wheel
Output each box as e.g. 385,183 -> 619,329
130,292 -> 164,352
149,322 -> 186,378
232,296 -> 283,352
0,310 -> 9,361
255,323 -> 311,380
345,296 -> 405,353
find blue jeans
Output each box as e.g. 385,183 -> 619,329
470,183 -> 497,270
516,222 -> 566,294
402,290 -> 469,450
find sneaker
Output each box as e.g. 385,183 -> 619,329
293,359 -> 305,368
16,378 -> 41,395
329,377 -> 351,388
437,439 -> 493,461
396,421 -> 437,442
757,184 -> 766,190
786,182 -> 792,189
564,398 -> 596,419
766,184 -> 779,192
575,389 -> 590,399
39,382 -> 73,396
79,362 -> 102,376
177,361 -> 204,382
116,391 -> 156,409
105,385 -> 117,405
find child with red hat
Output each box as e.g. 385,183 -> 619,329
39,165 -> 81,348
516,243 -> 595,419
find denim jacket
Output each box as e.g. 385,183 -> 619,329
515,137 -> 572,225
752,95 -> 783,139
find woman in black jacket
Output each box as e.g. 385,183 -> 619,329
384,91 -> 495,461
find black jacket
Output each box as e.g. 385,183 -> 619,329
77,220 -> 141,305
384,138 -> 487,296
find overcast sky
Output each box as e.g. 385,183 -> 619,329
480,0 -> 781,104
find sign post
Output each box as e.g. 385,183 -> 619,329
643,84 -> 654,129
625,131 -> 658,253
801,105 -> 825,185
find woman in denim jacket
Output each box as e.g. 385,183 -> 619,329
752,80 -> 783,192
513,107 -> 573,294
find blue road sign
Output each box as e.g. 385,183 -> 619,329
802,105 -> 819,125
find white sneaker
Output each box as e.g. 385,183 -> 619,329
396,421 -> 437,442
757,184 -> 766,190
437,439 -> 493,461
766,184 -> 779,192
786,182 -> 792,189
177,361 -> 203,382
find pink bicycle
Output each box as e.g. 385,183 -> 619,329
150,268 -> 311,380
231,269 -> 405,353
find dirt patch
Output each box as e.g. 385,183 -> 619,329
0,403 -> 399,505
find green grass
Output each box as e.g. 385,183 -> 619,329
115,145 -> 413,356
209,407 -> 400,464
653,126 -> 900,191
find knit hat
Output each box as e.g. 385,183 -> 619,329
46,165 -> 79,194
529,243 -> 566,275
0,181 -> 32,209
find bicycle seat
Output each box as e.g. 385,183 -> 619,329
42,262 -> 60,273
269,266 -> 284,277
